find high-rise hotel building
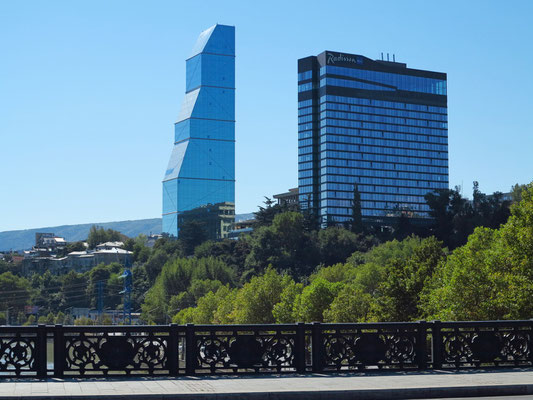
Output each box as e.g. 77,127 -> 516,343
163,25 -> 235,238
298,51 -> 448,226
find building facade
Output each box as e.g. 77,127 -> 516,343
298,51 -> 448,226
273,188 -> 299,207
163,24 -> 236,238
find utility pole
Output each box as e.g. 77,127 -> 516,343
97,281 -> 104,323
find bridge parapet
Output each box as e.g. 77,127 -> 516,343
1,320 -> 532,378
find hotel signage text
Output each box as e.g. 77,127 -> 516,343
326,52 -> 364,66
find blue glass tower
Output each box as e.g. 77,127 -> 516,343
163,25 -> 235,238
298,51 -> 448,227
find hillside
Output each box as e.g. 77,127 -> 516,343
0,213 -> 255,251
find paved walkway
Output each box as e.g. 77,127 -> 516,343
1,369 -> 533,399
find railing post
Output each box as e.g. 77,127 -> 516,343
168,323 -> 178,376
36,324 -> 47,379
295,322 -> 306,373
530,319 -> 533,364
416,320 -> 427,370
53,324 -> 64,378
432,320 -> 443,369
311,322 -> 323,372
185,323 -> 196,375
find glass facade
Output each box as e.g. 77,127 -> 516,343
298,51 -> 448,226
163,25 -> 235,238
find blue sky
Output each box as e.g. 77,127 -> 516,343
1,0 -> 532,232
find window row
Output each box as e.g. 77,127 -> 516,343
321,166 -> 447,183
298,70 -> 313,81
320,133 -> 448,152
322,190 -> 428,204
323,95 -> 447,114
299,131 -> 314,140
322,66 -> 447,95
322,182 -> 445,195
321,199 -> 431,212
321,77 -> 395,92
299,178 -> 313,186
299,162 -> 313,170
299,115 -> 314,124
298,82 -> 314,92
299,169 -> 313,178
323,110 -> 447,129
323,118 -> 447,136
321,150 -> 449,166
323,126 -> 448,144
321,102 -> 447,122
319,206 -> 430,218
299,106 -> 314,116
298,99 -> 313,108
298,123 -> 313,131
299,138 -> 313,147
317,158 -> 448,174
299,154 -> 314,162
299,146 -> 313,155
325,176 -> 448,190
321,142 -> 447,159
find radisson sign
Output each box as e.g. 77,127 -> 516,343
326,52 -> 363,65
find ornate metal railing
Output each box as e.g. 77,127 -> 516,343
1,320 -> 531,378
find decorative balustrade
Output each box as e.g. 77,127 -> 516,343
0,320 -> 531,378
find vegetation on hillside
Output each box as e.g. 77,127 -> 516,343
1,181 -> 531,325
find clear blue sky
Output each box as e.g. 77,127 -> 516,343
1,0 -> 532,232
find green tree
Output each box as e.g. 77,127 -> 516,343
87,226 -> 127,249
172,285 -> 235,324
142,257 -> 234,323
372,236 -> 446,321
54,311 -> 66,324
324,284 -> 372,322
310,262 -> 357,284
294,278 -> 343,322
511,183 -> 528,203
194,239 -> 251,280
144,249 -> 169,283
245,212 -> 319,277
0,259 -> 20,275
132,235 -> 151,263
178,220 -> 208,256
254,197 -> 298,227
231,267 -> 294,324
74,316 -> 95,325
60,271 -> 89,309
57,241 -> 86,257
317,227 -> 370,267
272,280 -> 303,323
422,183 -> 533,320
30,270 -> 62,313
0,272 -> 32,313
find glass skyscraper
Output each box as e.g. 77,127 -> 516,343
163,24 -> 235,238
298,51 -> 448,226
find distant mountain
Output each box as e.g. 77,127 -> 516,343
0,219 -> 162,251
0,213 -> 254,251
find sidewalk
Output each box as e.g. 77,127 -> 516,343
1,369 -> 533,399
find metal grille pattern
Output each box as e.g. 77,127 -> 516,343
191,325 -> 299,374
0,321 -> 531,378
